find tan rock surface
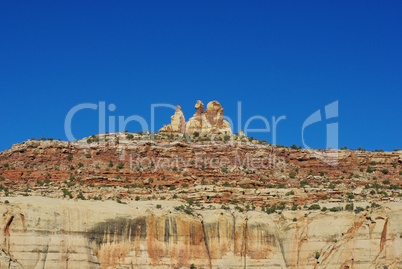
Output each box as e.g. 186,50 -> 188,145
159,105 -> 186,133
0,197 -> 401,268
160,100 -> 232,135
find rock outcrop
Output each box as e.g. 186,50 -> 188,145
184,100 -> 204,134
159,105 -> 186,133
0,197 -> 401,269
160,100 -> 232,135
1,135 -> 402,268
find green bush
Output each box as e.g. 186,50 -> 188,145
366,166 -> 374,173
354,207 -> 364,214
345,203 -> 354,211
156,204 -> 162,209
308,204 -> 321,210
62,189 -> 72,199
381,169 -> 389,174
116,162 -> 124,169
77,192 -> 86,200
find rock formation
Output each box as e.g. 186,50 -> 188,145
184,100 -> 204,134
1,134 -> 402,268
0,197 -> 401,268
160,100 -> 232,135
159,105 -> 186,133
200,100 -> 231,134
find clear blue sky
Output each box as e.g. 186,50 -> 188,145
0,1 -> 401,151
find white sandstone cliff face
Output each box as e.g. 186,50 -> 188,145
0,197 -> 401,269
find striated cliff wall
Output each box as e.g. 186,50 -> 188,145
0,197 -> 401,269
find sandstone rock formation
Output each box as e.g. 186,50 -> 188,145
159,105 -> 186,133
160,100 -> 232,135
199,100 -> 231,135
0,197 -> 401,269
1,135 -> 402,268
184,100 -> 204,134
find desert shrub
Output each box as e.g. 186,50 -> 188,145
156,204 -> 162,209
116,162 -> 124,169
286,190 -> 295,196
381,169 -> 389,174
62,189 -> 72,199
300,180 -> 309,187
308,204 -> 321,210
354,207 -> 364,214
345,203 -> 354,211
77,192 -> 86,200
371,202 -> 381,208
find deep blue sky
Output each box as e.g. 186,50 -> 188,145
0,1 -> 401,151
